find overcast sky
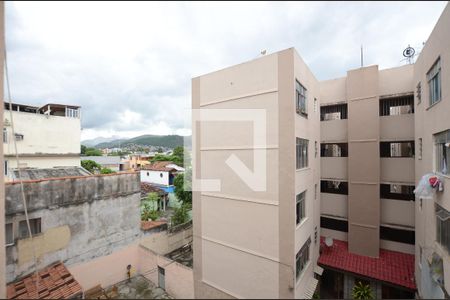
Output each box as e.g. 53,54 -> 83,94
5,1 -> 447,141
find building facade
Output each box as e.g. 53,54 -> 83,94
192,3 -> 450,298
3,102 -> 81,181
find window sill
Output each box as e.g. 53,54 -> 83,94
436,172 -> 450,180
296,167 -> 311,172
5,243 -> 14,247
296,217 -> 309,230
426,99 -> 442,111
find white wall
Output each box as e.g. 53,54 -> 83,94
3,111 -> 80,156
140,170 -> 169,186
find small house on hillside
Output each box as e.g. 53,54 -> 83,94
140,161 -> 184,188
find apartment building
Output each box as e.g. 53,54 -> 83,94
192,3 -> 450,299
192,49 -> 321,299
3,102 -> 81,181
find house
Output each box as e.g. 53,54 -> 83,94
140,161 -> 184,188
192,3 -> 450,299
3,102 -> 81,182
80,155 -> 122,172
141,182 -> 169,212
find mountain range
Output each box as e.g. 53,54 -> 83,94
82,134 -> 191,149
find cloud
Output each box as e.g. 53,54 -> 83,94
4,1 -> 447,140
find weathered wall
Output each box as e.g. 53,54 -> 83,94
5,173 -> 141,282
140,225 -> 193,256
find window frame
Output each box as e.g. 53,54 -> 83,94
3,127 -> 7,143
18,218 -> 42,239
321,143 -> 348,157
427,57 -> 441,107
434,130 -> 450,175
380,141 -> 415,158
5,223 -> 14,246
296,138 -> 309,169
296,237 -> 311,280
296,191 -> 306,225
295,80 -> 308,118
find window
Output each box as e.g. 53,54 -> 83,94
314,226 -> 318,244
418,138 -> 423,160
296,191 -> 306,225
380,141 -> 415,158
314,184 -> 317,200
296,80 -> 307,117
436,204 -> 450,253
321,143 -> 348,157
15,133 -> 24,141
380,184 -> 415,201
435,130 -> 450,175
296,138 -> 309,169
380,226 -> 415,245
4,160 -> 8,176
66,107 -> 80,118
427,58 -> 441,106
147,172 -> 149,176
5,223 -> 13,246
379,95 -> 414,116
416,82 -> 422,104
315,141 -> 318,158
320,104 -> 347,121
321,180 -> 348,195
419,245 -> 423,268
296,237 -> 311,279
160,173 -> 163,178
314,98 -> 318,113
321,216 -> 348,232
3,128 -> 7,143
19,218 -> 41,239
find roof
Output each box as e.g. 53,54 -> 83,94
141,182 -> 168,197
318,237 -> 416,290
12,167 -> 91,181
141,161 -> 177,172
7,262 -> 82,299
81,156 -> 121,165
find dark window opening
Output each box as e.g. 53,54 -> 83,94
321,180 -> 348,195
19,218 -> 41,239
379,95 -> 414,116
321,216 -> 348,232
296,191 -> 306,225
380,141 -> 415,158
380,184 -> 415,201
320,104 -> 347,121
380,226 -> 414,245
321,143 -> 348,157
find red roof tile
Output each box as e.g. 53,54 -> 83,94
141,161 -> 177,172
7,262 -> 83,299
318,237 -> 416,290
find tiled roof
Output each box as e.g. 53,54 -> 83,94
140,182 -> 168,197
7,262 -> 83,299
141,161 -> 176,171
318,237 -> 416,290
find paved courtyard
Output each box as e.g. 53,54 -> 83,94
104,275 -> 173,299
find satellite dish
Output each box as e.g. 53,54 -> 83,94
325,237 -> 334,247
403,46 -> 415,58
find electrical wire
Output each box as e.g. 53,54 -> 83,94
4,48 -> 40,292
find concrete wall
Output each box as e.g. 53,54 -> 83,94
4,172 -> 141,282
140,226 -> 193,256
0,1 -> 5,297
320,120 -> 348,142
140,170 -> 170,186
321,157 -> 348,180
3,110 -> 80,156
413,3 -> 450,297
380,115 -> 415,141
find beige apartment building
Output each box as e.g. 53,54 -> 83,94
192,3 -> 450,299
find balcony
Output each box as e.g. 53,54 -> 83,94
380,114 -> 414,141
380,158 -> 415,183
321,157 -> 348,180
321,119 -> 348,142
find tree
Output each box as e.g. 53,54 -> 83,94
151,146 -> 187,167
141,192 -> 161,221
81,160 -> 101,173
171,204 -> 189,226
81,145 -> 87,155
85,148 -> 102,156
100,168 -> 115,174
351,281 -> 374,300
174,169 -> 191,205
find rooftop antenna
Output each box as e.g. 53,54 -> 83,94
360,45 -> 364,67
402,44 -> 416,64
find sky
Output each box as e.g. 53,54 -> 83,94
5,1 -> 448,141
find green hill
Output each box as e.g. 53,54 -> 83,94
95,134 -> 190,149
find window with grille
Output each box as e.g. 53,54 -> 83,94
416,82 -> 422,104
296,191 -> 306,225
435,204 -> 450,253
296,138 -> 309,169
5,223 -> 13,246
379,95 -> 414,116
296,80 -> 307,117
380,141 -> 415,158
19,218 -> 42,239
418,138 -> 423,160
427,58 -> 441,106
321,143 -> 348,157
320,104 -> 347,121
435,129 -> 450,175
296,237 -> 311,279
380,184 -> 415,201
